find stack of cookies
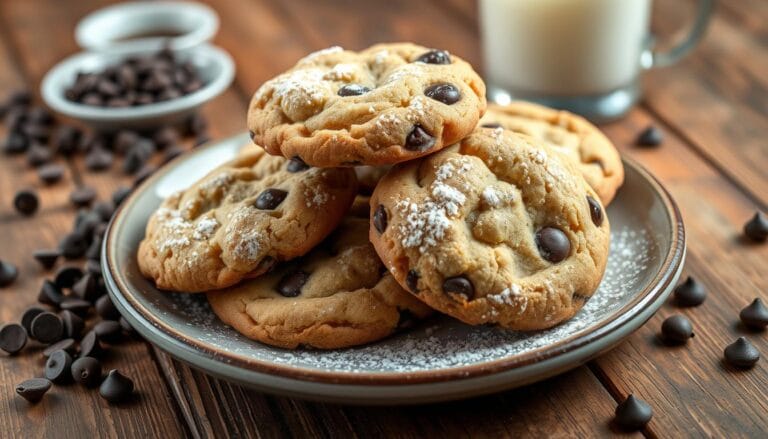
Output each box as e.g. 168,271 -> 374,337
137,43 -> 623,349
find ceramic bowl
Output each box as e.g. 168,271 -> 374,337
103,134 -> 685,404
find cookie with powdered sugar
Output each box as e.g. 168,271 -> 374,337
369,129 -> 610,330
246,43 -> 486,167
207,206 -> 432,349
137,147 -> 357,293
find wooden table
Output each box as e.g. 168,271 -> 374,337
1,0 -> 766,437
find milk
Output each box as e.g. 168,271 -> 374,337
480,0 -> 652,96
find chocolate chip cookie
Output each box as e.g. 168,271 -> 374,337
369,129 -> 610,330
247,43 -> 486,167
138,147 -> 357,292
207,209 -> 432,349
480,102 -> 624,204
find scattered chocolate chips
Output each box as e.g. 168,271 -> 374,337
286,156 -> 309,172
636,125 -> 663,147
94,321 -> 122,344
79,331 -> 104,358
26,143 -> 52,167
1,133 -> 29,154
153,126 -> 179,150
33,249 -> 60,269
31,312 -> 64,344
535,227 -> 571,263
415,49 -> 451,64
54,266 -> 83,289
45,350 -> 74,383
673,276 -> 706,307
406,269 -> 420,293
405,125 -> 435,151
660,315 -> 694,345
112,186 -> 132,206
743,212 -> 768,242
587,196 -> 603,226
59,232 -> 89,259
100,370 -> 134,403
72,273 -> 100,302
277,270 -> 309,297
0,260 -> 19,287
373,205 -> 388,233
69,186 -> 97,207
60,298 -> 92,319
187,113 -> 208,136
95,295 -> 120,320
21,306 -> 46,335
38,280 -> 64,307
71,356 -> 102,387
113,130 -> 139,154
424,83 -> 460,104
443,276 -> 474,300
724,337 -> 760,368
0,323 -> 28,354
54,125 -> 82,156
614,394 -> 652,431
13,189 -> 39,216
60,310 -> 85,339
255,188 -> 288,210
84,147 -> 114,171
38,163 -> 65,185
42,338 -> 77,358
337,84 -> 371,96
740,298 -> 768,330
162,144 -> 185,163
15,378 -> 52,403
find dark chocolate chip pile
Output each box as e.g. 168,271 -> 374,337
65,49 -> 204,108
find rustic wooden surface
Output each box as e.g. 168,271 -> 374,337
0,0 -> 766,437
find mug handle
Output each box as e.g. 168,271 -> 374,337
641,0 -> 715,69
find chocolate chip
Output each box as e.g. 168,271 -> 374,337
22,123 -> 52,143
112,186 -> 132,206
587,196 -> 603,226
255,188 -> 288,210
72,273 -> 99,302
100,370 -> 134,403
30,311 -> 64,344
287,156 -> 309,172
45,350 -> 74,383
740,298 -> 768,330
743,212 -> 768,242
2,133 -> 29,154
0,260 -> 18,287
95,295 -> 120,320
38,280 -> 64,307
406,270 -> 420,293
71,356 -> 102,387
54,125 -> 82,156
636,125 -> 663,147
481,122 -> 502,129
26,143 -> 52,167
535,227 -> 571,263
33,249 -> 60,269
153,126 -> 179,150
94,320 -> 122,344
277,270 -> 309,297
85,237 -> 102,261
424,83 -> 460,104
163,144 -> 185,163
42,338 -> 77,358
443,276 -> 474,300
724,337 -> 760,368
415,50 -> 451,64
93,201 -> 116,222
0,323 -> 27,354
248,130 -> 255,140
405,125 -> 435,151
15,378 -> 52,403
85,147 -> 114,171
38,163 -> 65,185
660,315 -> 694,345
85,259 -> 102,275
337,84 -> 371,96
14,189 -> 39,216
60,298 -> 92,319
70,186 -> 97,207
673,276 -> 706,307
79,331 -> 105,358
60,310 -> 85,339
113,130 -> 140,154
54,266 -> 83,289
27,107 -> 54,125
7,89 -> 32,107
373,205 -> 388,233
123,145 -> 149,174
21,306 -> 45,335
614,394 -> 652,431
186,113 -> 208,136
59,232 -> 89,259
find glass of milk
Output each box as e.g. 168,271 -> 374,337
480,0 -> 714,122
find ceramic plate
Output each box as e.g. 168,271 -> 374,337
104,133 -> 685,405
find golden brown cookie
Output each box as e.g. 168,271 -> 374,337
480,102 -> 623,204
369,130 -> 610,330
247,43 -> 486,167
138,148 -> 357,293
207,212 -> 432,349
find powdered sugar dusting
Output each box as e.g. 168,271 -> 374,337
151,207 -> 218,253
323,63 -> 356,81
298,46 -> 343,64
158,225 -> 659,373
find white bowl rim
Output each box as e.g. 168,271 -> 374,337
40,44 -> 234,123
75,1 -> 219,53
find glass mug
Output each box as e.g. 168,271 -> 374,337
480,0 -> 714,122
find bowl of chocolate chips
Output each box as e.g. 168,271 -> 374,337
41,44 -> 233,132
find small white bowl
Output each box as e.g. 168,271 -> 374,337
75,1 -> 219,54
40,44 -> 234,132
